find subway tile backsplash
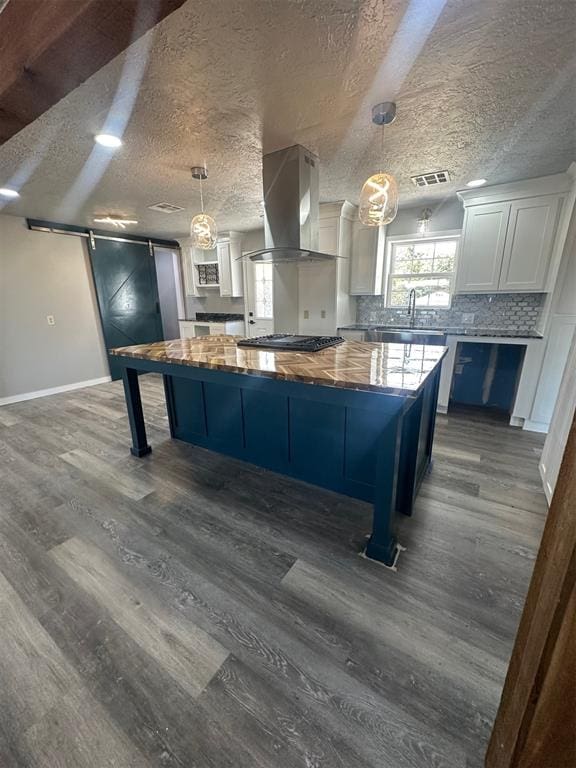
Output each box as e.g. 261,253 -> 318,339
356,293 -> 545,332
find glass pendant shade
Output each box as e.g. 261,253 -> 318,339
359,172 -> 399,226
191,213 -> 218,250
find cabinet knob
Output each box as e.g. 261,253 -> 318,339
249,320 -> 255,325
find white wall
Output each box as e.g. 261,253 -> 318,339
524,202 -> 576,431
0,215 -> 109,401
539,330 -> 576,502
387,199 -> 464,236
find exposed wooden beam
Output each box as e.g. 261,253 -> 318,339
0,0 -> 187,145
486,411 -> 576,767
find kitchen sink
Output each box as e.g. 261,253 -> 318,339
365,328 -> 447,345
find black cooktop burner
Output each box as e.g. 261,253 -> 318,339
237,334 -> 345,352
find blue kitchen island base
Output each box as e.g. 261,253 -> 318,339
117,355 -> 441,567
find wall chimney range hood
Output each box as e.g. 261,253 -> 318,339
241,145 -> 342,264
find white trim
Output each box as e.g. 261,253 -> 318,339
384,231 -> 461,309
457,170 -> 573,206
522,419 -> 549,434
0,376 -> 112,406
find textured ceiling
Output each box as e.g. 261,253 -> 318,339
0,0 -> 575,238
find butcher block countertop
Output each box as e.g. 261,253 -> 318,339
111,336 -> 447,396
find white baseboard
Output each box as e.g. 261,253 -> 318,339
0,376 -> 112,406
509,416 -> 524,428
436,404 -> 448,414
523,419 -> 549,434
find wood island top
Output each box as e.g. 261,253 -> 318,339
110,336 -> 447,396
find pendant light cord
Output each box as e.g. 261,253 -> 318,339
380,123 -> 384,176
199,175 -> 205,214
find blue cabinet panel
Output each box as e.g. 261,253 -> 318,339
243,389 -> 289,468
204,382 -> 243,447
344,407 -> 390,486
170,377 -> 206,440
289,399 -> 345,487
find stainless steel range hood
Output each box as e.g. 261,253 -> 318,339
242,144 -> 341,263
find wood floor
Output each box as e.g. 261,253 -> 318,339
0,375 -> 548,768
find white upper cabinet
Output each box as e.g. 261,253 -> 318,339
179,234 -> 244,298
456,172 -> 573,294
499,196 -> 560,291
456,203 -> 510,292
350,222 -> 384,295
217,233 -> 244,297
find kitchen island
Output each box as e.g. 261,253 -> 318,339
111,336 -> 446,566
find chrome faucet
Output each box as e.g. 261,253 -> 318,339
407,288 -> 417,328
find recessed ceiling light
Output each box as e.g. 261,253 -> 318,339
0,187 -> 20,198
95,133 -> 122,148
466,178 -> 487,188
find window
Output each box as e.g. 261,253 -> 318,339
386,236 -> 458,308
254,263 -> 273,319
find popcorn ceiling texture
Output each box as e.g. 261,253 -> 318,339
0,0 -> 574,237
357,293 -> 545,332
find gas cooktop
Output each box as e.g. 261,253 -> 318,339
237,334 -> 345,352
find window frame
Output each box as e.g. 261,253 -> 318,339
383,230 -> 461,309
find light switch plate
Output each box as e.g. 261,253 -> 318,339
321,309 -> 326,319
47,315 -> 55,326
303,309 -> 309,319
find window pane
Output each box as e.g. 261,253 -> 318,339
254,263 -> 273,318
389,238 -> 457,307
390,276 -> 451,308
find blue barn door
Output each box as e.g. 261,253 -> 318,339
88,238 -> 164,380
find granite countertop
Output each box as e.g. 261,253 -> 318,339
338,324 -> 543,339
178,313 -> 245,323
111,336 -> 447,396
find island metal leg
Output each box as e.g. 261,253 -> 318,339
365,411 -> 402,565
121,367 -> 152,457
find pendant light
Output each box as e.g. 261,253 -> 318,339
417,208 -> 432,235
359,102 -> 399,227
190,166 -> 217,250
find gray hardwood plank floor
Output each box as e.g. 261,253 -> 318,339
0,376 -> 547,768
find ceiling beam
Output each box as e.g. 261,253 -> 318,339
0,0 -> 187,145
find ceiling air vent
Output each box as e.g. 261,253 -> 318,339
411,171 -> 451,187
148,202 -> 185,214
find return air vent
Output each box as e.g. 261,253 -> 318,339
411,170 -> 451,187
148,202 -> 185,213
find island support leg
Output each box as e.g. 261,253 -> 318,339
365,411 -> 402,566
121,367 -> 152,457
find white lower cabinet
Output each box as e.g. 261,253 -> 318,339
179,320 -> 245,338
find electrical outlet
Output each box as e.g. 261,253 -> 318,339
320,309 -> 326,319
303,309 -> 309,319
46,315 -> 55,326
462,313 -> 475,324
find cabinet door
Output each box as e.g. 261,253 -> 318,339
217,242 -> 232,296
499,196 -> 560,291
181,246 -> 198,296
456,203 -> 510,293
228,237 -> 244,297
350,223 -> 382,295
179,321 -> 196,338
